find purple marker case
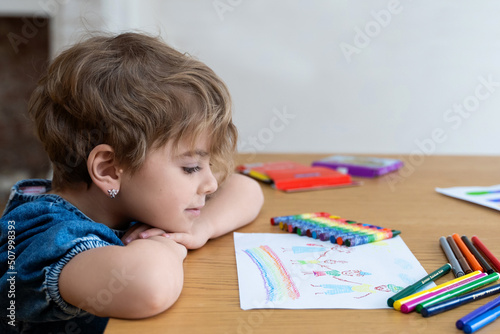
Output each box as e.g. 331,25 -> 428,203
312,155 -> 403,178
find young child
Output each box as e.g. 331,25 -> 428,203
0,32 -> 264,333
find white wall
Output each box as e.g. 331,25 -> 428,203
3,0 -> 500,155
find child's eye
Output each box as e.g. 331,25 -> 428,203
183,166 -> 202,174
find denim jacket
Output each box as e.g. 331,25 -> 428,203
0,179 -> 125,333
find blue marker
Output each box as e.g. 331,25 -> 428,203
421,283 -> 500,317
462,305 -> 500,334
457,294 -> 500,329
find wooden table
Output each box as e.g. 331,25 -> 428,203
105,154 -> 500,334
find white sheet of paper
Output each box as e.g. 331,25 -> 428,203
234,232 -> 432,310
436,185 -> 500,211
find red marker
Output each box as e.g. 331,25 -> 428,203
472,235 -> 500,273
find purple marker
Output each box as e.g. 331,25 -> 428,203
457,294 -> 500,329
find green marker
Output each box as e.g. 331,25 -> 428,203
415,272 -> 500,313
387,263 -> 452,307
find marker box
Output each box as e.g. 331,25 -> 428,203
312,155 -> 403,178
236,161 -> 359,192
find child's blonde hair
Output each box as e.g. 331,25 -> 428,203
29,32 -> 237,189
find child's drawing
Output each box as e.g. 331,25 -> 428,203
291,259 -> 348,269
312,282 -> 403,299
243,245 -> 300,303
282,243 -> 353,257
234,232 -> 431,310
302,269 -> 369,285
436,185 -> 500,211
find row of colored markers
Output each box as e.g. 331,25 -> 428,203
387,234 -> 500,334
270,212 -> 400,247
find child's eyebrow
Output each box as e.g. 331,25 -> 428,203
177,150 -> 210,158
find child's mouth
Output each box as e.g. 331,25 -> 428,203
185,207 -> 202,217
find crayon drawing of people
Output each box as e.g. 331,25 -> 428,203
282,243 -> 353,258
291,259 -> 347,270
303,269 -> 370,284
341,269 -> 371,277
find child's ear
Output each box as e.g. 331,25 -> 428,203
87,144 -> 123,198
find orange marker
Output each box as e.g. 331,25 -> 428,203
452,234 -> 483,272
448,236 -> 472,274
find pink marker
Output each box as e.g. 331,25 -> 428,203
400,273 -> 487,313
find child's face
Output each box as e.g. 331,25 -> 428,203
119,135 -> 218,232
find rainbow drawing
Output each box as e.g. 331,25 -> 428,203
244,245 -> 300,303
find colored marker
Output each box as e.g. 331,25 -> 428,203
463,306 -> 500,334
416,272 -> 500,313
453,234 -> 483,272
387,263 -> 451,307
248,170 -> 272,183
453,234 -> 484,273
440,236 -> 465,277
448,236 -> 473,274
457,294 -> 500,329
472,236 -> 500,273
400,273 -> 487,313
421,283 -> 500,317
462,236 -> 495,274
393,271 -> 482,311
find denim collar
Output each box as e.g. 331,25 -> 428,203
5,179 -> 127,238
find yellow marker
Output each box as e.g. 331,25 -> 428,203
248,170 -> 271,182
393,271 -> 482,310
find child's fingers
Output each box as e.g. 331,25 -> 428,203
139,228 -> 168,240
122,223 -> 152,244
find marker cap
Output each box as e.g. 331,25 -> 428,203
462,306 -> 500,334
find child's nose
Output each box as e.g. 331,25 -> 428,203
200,170 -> 218,195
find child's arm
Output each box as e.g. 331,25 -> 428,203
165,173 -> 264,248
59,236 -> 187,318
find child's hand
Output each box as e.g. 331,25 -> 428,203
122,223 -> 188,260
122,222 -> 170,245
163,219 -> 213,250
121,220 -> 211,249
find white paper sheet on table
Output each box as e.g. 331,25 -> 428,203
234,232 -> 432,310
436,185 -> 500,212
